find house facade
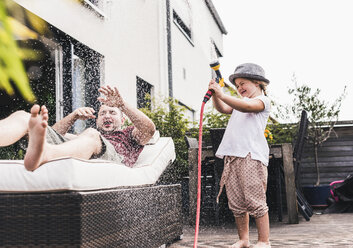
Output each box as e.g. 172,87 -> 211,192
7,0 -> 226,130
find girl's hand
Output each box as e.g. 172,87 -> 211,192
73,107 -> 96,120
98,85 -> 125,109
208,79 -> 223,97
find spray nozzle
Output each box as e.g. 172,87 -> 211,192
203,61 -> 225,103
210,61 -> 224,87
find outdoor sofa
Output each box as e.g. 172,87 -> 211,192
0,133 -> 182,248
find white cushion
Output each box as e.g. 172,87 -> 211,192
146,130 -> 160,145
0,137 -> 175,192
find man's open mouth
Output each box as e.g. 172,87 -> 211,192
103,121 -> 112,127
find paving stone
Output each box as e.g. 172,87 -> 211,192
168,213 -> 353,248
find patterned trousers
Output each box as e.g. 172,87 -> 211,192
218,153 -> 268,219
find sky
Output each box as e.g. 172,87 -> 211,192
212,0 -> 352,122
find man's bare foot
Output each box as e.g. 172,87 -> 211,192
229,240 -> 251,248
24,105 -> 49,171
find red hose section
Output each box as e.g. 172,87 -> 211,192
193,101 -> 206,248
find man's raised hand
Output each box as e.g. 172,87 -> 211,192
98,85 -> 125,109
73,107 -> 96,120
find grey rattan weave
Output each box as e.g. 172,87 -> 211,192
0,184 -> 182,248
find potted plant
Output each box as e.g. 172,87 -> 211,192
275,77 -> 347,206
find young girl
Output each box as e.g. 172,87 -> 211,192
208,63 -> 271,248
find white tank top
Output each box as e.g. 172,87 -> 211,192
215,95 -> 271,166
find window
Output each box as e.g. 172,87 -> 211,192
173,10 -> 191,39
173,10 -> 193,45
63,40 -> 103,133
87,0 -> 100,6
136,77 -> 153,109
81,0 -> 107,18
0,23 -> 62,125
211,41 -> 223,58
172,0 -> 192,43
72,55 -> 87,133
178,101 -> 195,123
1,1 -> 103,130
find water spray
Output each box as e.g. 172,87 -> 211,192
194,61 -> 224,248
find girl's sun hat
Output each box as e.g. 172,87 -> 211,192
229,63 -> 270,85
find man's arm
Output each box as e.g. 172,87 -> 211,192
52,107 -> 96,136
98,86 -> 156,145
121,103 -> 156,145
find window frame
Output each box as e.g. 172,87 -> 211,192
173,10 -> 194,46
80,0 -> 107,19
136,76 -> 153,109
178,100 -> 195,123
49,26 -> 103,130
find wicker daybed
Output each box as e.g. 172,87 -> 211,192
0,136 -> 182,248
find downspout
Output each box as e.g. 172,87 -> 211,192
166,0 -> 173,98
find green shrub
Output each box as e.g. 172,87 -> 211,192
0,141 -> 25,159
139,96 -> 192,182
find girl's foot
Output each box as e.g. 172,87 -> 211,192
253,241 -> 271,248
24,105 -> 49,171
229,240 -> 251,248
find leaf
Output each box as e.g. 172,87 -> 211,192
0,65 -> 13,94
0,1 -> 36,102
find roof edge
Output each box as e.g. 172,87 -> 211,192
204,0 -> 227,35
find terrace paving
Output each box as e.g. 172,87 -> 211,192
168,212 -> 353,248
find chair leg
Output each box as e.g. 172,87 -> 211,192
213,160 -> 221,225
276,161 -> 283,222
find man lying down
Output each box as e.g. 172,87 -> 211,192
0,85 -> 156,171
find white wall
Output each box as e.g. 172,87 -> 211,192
170,0 -> 224,119
13,0 -> 225,114
13,0 -> 167,108
103,0 -> 167,106
14,0 -> 106,54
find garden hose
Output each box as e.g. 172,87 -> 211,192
193,61 -> 224,248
